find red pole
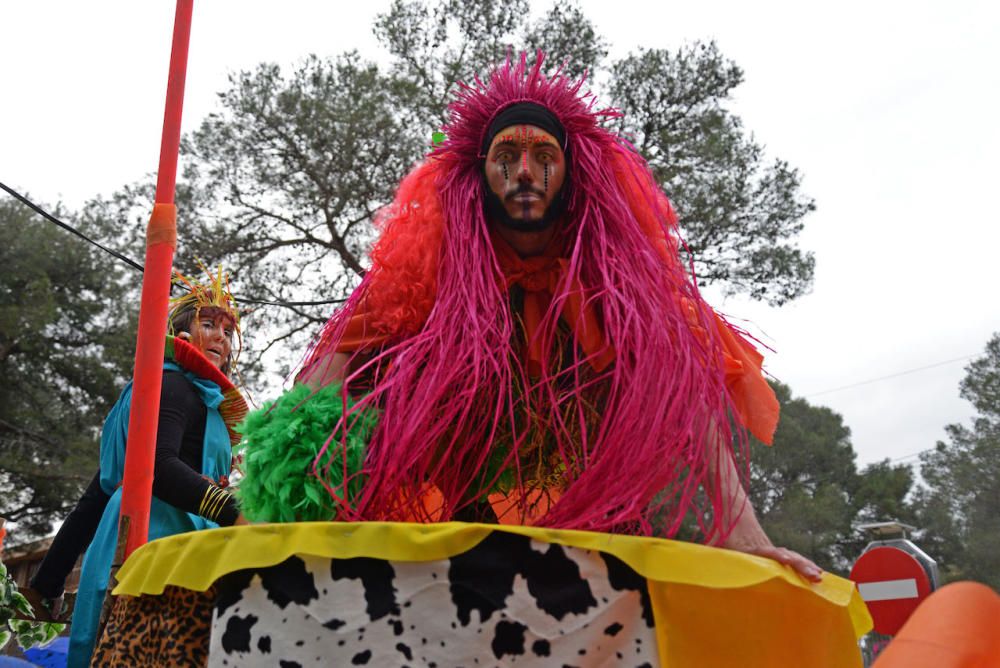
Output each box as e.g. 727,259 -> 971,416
118,0 -> 194,560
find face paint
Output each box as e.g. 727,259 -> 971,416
484,123 -> 568,233
521,125 -> 529,173
520,125 -> 531,219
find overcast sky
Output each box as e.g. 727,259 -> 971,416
2,1 -> 997,469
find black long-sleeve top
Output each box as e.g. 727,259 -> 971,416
153,369 -> 239,524
30,369 -> 239,598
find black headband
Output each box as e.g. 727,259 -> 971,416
482,102 -> 566,155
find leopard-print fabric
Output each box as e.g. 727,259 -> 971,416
91,585 -> 214,667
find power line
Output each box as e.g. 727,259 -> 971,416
886,448 -> 934,464
1,181 -> 346,308
238,297 -> 347,307
805,354 -> 979,398
2,180 -> 144,272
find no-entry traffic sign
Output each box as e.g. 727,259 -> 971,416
851,545 -> 932,635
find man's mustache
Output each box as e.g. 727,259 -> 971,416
505,183 -> 546,200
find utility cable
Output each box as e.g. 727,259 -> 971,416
1,181 -> 346,307
805,354 -> 978,398
2,180 -> 144,272
886,448 -> 935,463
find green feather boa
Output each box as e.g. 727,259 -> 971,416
235,383 -> 376,523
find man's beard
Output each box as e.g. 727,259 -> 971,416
484,183 -> 567,233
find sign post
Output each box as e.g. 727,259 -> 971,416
851,521 -> 939,664
851,545 -> 932,636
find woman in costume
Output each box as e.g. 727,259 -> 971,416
64,267 -> 248,667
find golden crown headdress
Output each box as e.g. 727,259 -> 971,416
168,261 -> 242,367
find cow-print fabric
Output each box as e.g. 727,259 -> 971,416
209,532 -> 658,667
93,584 -> 214,666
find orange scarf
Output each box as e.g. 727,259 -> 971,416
490,231 -> 614,376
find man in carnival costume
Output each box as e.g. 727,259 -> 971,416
27,266 -> 250,667
299,54 -> 821,581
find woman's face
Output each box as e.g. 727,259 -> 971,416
188,309 -> 234,370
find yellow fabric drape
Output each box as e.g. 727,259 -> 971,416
115,522 -> 871,667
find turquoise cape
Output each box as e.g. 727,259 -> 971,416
67,362 -> 231,667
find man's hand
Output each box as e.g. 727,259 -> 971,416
723,537 -> 823,583
703,426 -> 824,583
718,494 -> 823,582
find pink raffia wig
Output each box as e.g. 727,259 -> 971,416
299,53 -> 749,540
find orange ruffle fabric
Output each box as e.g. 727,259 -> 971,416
396,485 -> 560,526
490,231 -> 615,376
713,313 -> 780,445
336,298 -> 395,355
872,582 -> 1000,667
677,296 -> 779,445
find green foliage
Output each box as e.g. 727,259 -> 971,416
7,618 -> 63,651
749,382 -> 857,571
83,0 -> 812,374
236,383 -> 376,522
959,333 -> 1000,422
373,0 -> 607,120
610,43 -> 815,305
0,557 -> 65,651
853,459 -> 917,524
748,382 -> 917,573
0,198 -> 135,539
913,333 -> 1000,588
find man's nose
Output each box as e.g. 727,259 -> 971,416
516,157 -> 535,182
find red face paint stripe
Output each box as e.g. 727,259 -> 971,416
521,125 -> 529,173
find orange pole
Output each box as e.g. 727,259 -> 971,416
118,0 -> 193,560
